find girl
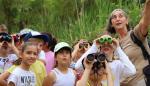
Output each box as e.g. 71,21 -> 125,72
7,42 -> 38,86
42,32 -> 57,74
75,35 -> 136,86
0,33 -> 18,74
43,42 -> 76,86
76,58 -> 113,86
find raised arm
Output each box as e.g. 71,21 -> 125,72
76,59 -> 93,86
136,0 -> 150,36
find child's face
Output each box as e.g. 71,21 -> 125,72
0,42 -> 9,54
21,45 -> 38,66
27,38 -> 44,51
56,48 -> 71,66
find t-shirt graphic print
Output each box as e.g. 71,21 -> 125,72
8,67 -> 36,86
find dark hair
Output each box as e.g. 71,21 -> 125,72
54,47 -> 72,67
41,32 -> 57,51
13,42 -> 38,65
106,9 -> 130,34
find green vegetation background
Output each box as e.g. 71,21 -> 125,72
0,0 -> 148,43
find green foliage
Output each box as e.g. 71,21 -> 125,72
0,0 -> 146,44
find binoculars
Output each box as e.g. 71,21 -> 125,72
79,42 -> 88,49
11,34 -> 20,43
98,37 -> 112,44
0,35 -> 12,42
82,52 -> 106,72
86,53 -> 106,63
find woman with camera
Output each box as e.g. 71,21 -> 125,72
75,34 -> 136,86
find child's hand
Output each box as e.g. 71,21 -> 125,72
83,58 -> 94,70
0,41 -> 4,48
7,36 -> 15,48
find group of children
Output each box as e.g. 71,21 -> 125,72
0,26 -> 136,86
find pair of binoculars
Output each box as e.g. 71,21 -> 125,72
86,53 -> 106,63
11,34 -> 20,43
98,37 -> 112,44
82,52 -> 106,72
79,42 -> 88,49
0,35 -> 12,42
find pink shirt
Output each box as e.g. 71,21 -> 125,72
45,51 -> 55,74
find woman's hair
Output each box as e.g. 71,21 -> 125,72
13,42 -> 37,65
41,32 -> 57,51
106,9 -> 130,34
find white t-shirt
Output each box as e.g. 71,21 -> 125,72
8,67 -> 36,86
0,54 -> 17,74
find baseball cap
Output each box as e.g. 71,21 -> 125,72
23,31 -> 50,42
54,42 -> 72,53
19,28 -> 34,39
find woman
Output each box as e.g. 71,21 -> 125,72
106,0 -> 150,86
75,35 -> 136,86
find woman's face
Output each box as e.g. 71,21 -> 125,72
111,10 -> 128,30
56,48 -> 71,66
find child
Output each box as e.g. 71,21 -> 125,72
42,32 -> 57,74
77,59 -> 113,86
23,30 -> 50,65
43,42 -> 76,86
7,42 -> 37,86
0,33 -> 18,74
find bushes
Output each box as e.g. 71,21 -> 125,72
0,0 -> 143,43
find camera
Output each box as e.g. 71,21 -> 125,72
79,42 -> 88,49
82,52 -> 107,73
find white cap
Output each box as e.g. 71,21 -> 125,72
54,42 -> 72,53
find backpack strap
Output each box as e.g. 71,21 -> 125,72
130,31 -> 150,64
